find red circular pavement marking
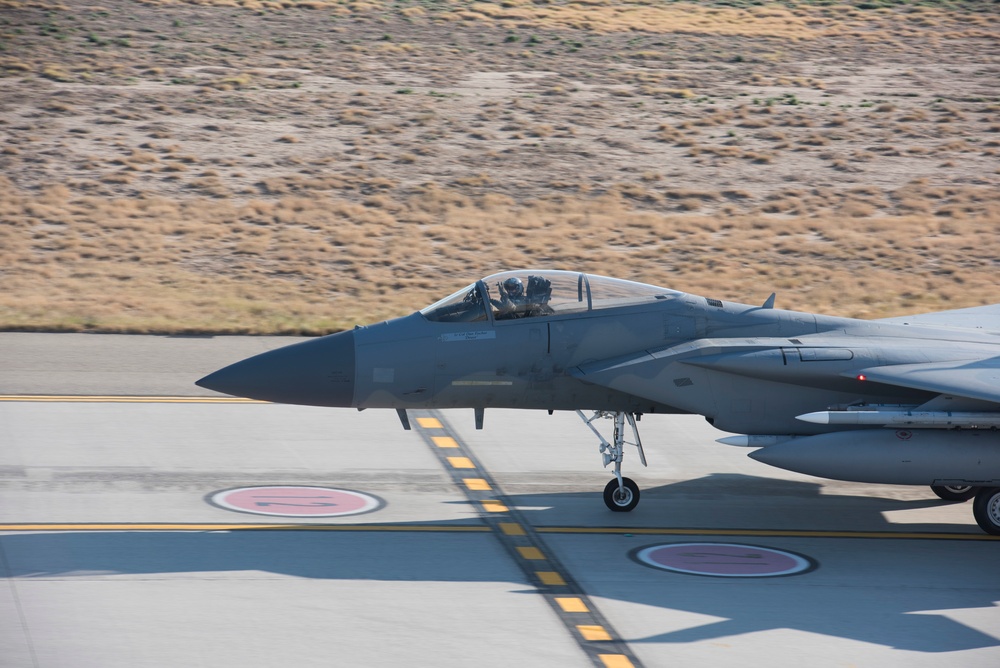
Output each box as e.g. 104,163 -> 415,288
633,542 -> 815,578
209,486 -> 383,518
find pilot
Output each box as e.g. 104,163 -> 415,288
503,277 -> 524,301
493,277 -> 527,318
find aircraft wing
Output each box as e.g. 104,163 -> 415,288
849,358 -> 1000,405
877,303 -> 1000,332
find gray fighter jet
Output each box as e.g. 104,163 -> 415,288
197,270 -> 1000,535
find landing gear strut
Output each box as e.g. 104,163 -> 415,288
577,410 -> 647,512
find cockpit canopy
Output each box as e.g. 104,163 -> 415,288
420,270 -> 679,323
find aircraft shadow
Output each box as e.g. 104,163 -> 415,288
2,474 -> 998,654
477,473 -> 982,534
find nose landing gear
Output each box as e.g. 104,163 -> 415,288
577,410 -> 647,512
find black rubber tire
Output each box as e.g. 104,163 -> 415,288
930,484 -> 977,502
972,487 -> 1000,536
603,477 -> 640,512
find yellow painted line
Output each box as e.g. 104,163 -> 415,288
577,625 -> 612,642
0,395 -> 264,403
555,597 -> 589,613
3,522 -> 985,541
432,436 -> 459,449
536,571 -> 566,586
0,523 -> 491,533
446,456 -> 475,469
481,500 -> 509,513
517,546 -> 545,560
535,526 -> 999,541
416,411 -> 639,666
499,522 -> 526,536
599,655 -> 635,668
463,478 -> 491,491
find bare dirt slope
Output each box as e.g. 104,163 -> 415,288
1,0 -> 998,332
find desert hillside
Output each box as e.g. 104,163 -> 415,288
1,0 -> 998,333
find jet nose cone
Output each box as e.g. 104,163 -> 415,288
196,330 -> 356,407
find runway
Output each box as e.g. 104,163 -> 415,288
1,333 -> 999,667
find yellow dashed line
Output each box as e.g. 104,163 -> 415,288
463,478 -> 491,491
577,625 -> 612,642
536,571 -> 566,586
555,597 -> 589,613
481,500 -> 509,513
446,456 -> 475,469
414,411 -> 640,666
535,526 -> 998,541
517,546 -> 545,560
0,524 -> 491,533
0,395 -> 264,404
431,436 -> 459,449
499,522 -> 526,536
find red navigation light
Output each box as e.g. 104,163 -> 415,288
857,374 -> 867,381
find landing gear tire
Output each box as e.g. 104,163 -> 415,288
931,485 -> 977,502
604,477 -> 640,512
972,487 -> 1000,536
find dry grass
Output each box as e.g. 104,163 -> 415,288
0,0 -> 998,333
3,176 -> 999,332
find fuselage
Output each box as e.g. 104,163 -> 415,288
197,270 -> 1000,436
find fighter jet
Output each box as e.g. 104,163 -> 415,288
197,270 -> 1000,535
